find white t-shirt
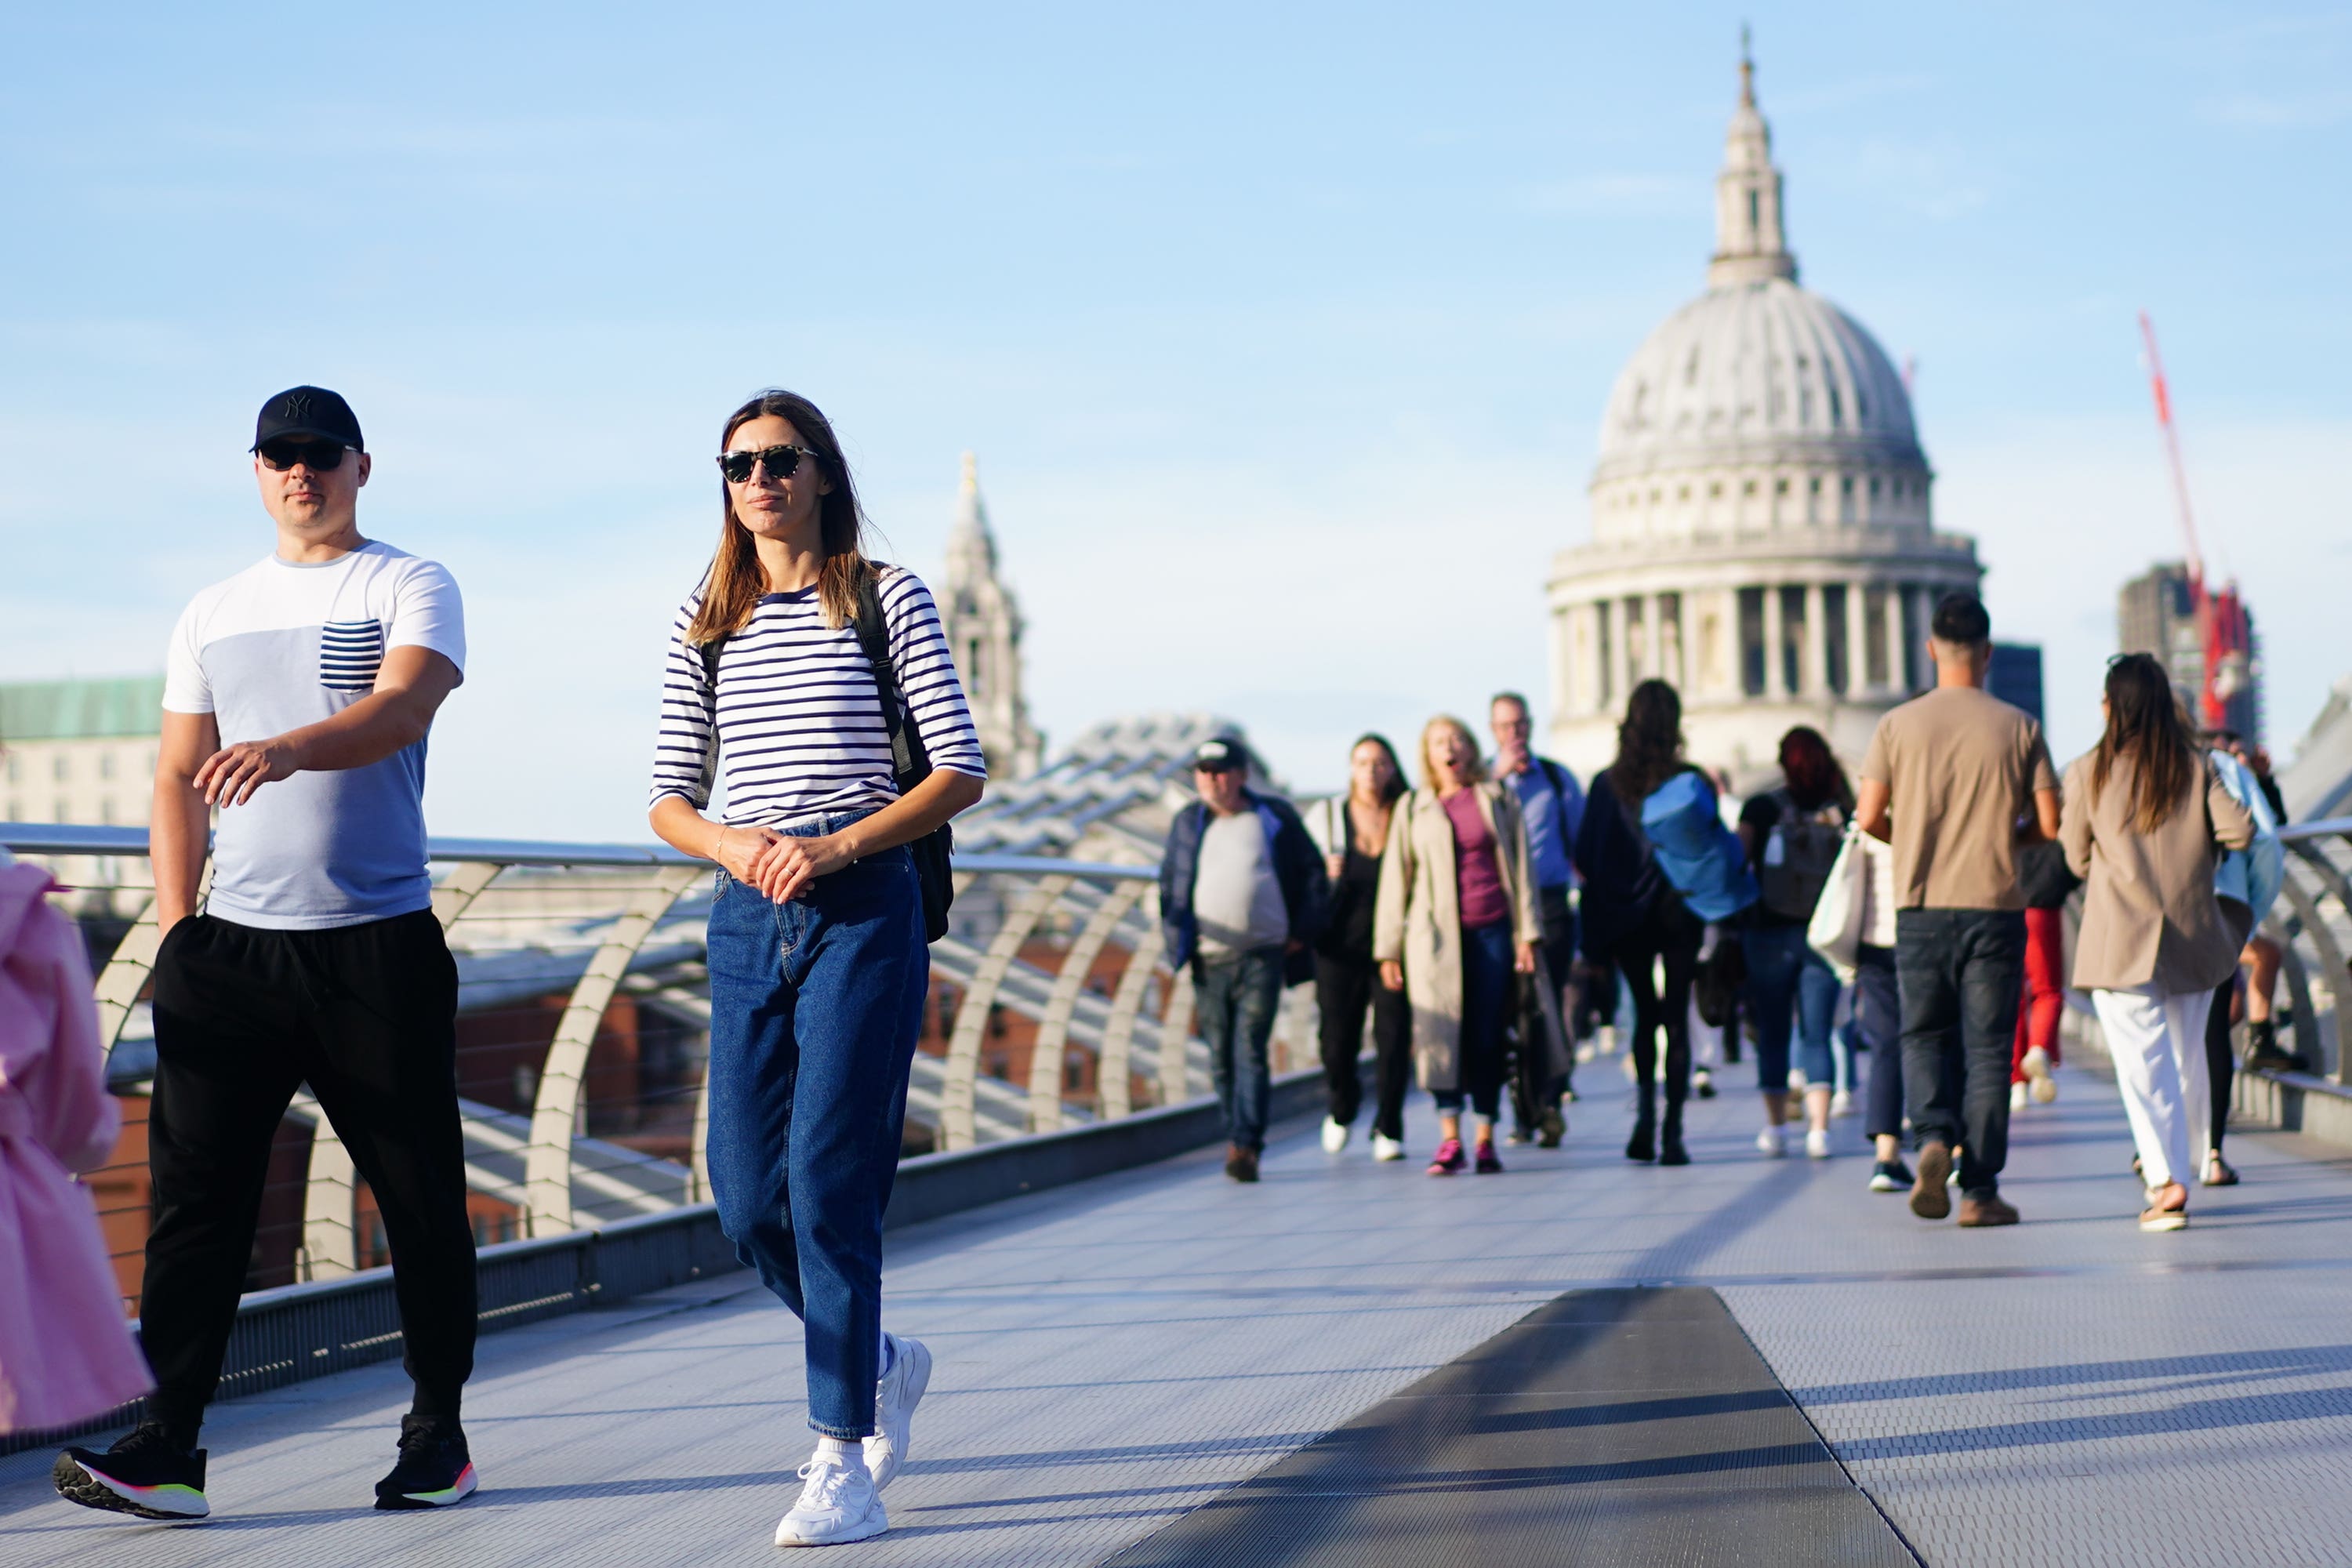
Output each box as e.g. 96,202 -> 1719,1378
163,541 -> 465,930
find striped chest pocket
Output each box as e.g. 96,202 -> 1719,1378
319,620 -> 386,691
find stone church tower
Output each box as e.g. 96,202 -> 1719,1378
940,452 -> 1044,779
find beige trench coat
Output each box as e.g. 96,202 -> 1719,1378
2059,750 -> 2256,994
1370,782 -> 1542,1091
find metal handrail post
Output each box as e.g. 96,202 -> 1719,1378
524,865 -> 706,1234
1098,895 -> 1166,1119
1027,880 -> 1148,1133
938,875 -> 1072,1151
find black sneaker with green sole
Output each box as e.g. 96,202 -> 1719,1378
374,1416 -> 478,1510
53,1424 -> 209,1520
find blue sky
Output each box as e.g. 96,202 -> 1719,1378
3,3 -> 2346,837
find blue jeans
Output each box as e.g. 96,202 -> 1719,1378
1196,947 -> 1283,1151
1854,943 -> 1906,1141
1434,920 -> 1513,1120
704,812 -> 927,1439
1742,923 -> 1839,1092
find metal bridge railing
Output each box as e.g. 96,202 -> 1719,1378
2274,818 -> 2352,1085
5,822 -> 1315,1319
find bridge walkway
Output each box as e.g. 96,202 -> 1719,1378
5,1052 -> 2351,1567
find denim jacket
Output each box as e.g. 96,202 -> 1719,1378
2210,747 -> 2284,928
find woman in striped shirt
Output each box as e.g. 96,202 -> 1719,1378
648,390 -> 985,1549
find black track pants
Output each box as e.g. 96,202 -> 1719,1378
143,908 -> 475,1438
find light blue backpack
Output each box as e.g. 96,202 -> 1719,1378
1639,771 -> 1761,922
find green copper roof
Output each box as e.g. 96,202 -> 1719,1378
0,676 -> 168,741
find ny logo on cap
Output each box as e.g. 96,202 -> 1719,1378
281,393 -> 313,420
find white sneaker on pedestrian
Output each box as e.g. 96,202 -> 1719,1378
863,1334 -> 931,1492
1756,1124 -> 1787,1158
2009,1080 -> 2029,1112
1830,1090 -> 1854,1118
1805,1128 -> 1831,1160
1371,1134 -> 1405,1162
1320,1116 -> 1350,1154
2022,1045 -> 2058,1103
775,1451 -> 887,1547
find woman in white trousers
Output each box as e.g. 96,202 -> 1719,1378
2060,655 -> 2254,1232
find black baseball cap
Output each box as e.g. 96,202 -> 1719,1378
252,386 -> 364,453
1192,738 -> 1250,773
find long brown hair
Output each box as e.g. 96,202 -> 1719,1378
1609,679 -> 1685,804
686,390 -> 874,645
2091,652 -> 2197,834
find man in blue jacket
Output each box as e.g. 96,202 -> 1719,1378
1160,738 -> 1328,1182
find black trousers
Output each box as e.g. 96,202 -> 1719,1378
1508,890 -> 1576,1133
1610,896 -> 1704,1123
144,909 -> 477,1437
2206,975 -> 2237,1155
1315,953 -> 1411,1141
1895,907 -> 2025,1200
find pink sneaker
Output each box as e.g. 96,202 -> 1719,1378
1474,1138 -> 1503,1174
1427,1137 -> 1466,1175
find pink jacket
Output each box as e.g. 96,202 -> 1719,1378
0,859 -> 151,1433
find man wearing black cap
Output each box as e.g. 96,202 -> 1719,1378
54,388 -> 480,1519
1159,738 -> 1327,1181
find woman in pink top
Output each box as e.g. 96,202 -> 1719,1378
0,851 -> 152,1434
1373,717 -> 1542,1176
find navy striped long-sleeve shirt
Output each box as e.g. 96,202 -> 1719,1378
648,566 -> 987,828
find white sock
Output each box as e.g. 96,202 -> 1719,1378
879,1332 -> 897,1379
814,1436 -> 866,1471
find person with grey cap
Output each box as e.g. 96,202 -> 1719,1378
54,387 -> 480,1521
1159,738 -> 1329,1182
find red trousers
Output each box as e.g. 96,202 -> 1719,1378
2011,904 -> 2065,1080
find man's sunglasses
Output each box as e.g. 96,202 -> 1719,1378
257,438 -> 351,472
717,444 -> 819,485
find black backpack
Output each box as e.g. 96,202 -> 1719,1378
699,567 -> 955,942
1757,789 -> 1846,924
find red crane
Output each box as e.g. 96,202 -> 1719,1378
2138,311 -> 2250,731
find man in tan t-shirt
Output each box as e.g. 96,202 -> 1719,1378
1857,593 -> 2059,1229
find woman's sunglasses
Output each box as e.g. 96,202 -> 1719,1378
717,444 -> 819,485
258,438 -> 350,472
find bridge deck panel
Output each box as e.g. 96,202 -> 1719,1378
5,1055 -> 2350,1567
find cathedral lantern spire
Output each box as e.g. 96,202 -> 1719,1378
1708,29 -> 1798,287
939,452 -> 1044,779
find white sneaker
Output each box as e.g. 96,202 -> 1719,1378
2022,1046 -> 2058,1103
2009,1080 -> 2029,1112
1805,1128 -> 1831,1160
1371,1134 -> 1405,1162
1756,1124 -> 1787,1158
863,1334 -> 931,1491
1320,1116 -> 1350,1154
775,1452 -> 887,1546
1830,1090 -> 1854,1118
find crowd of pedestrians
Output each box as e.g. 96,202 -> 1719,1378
4,384 -> 2297,1550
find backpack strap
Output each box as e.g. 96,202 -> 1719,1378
1538,757 -> 1577,846
854,568 -> 931,790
